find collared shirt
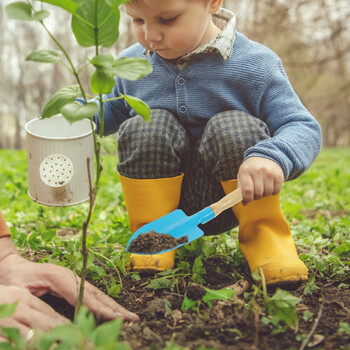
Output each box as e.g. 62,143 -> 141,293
144,8 -> 236,69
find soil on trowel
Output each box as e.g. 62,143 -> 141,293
128,230 -> 188,254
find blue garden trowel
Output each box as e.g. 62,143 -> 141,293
126,188 -> 242,255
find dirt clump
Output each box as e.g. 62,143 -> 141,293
186,283 -> 207,300
128,230 -> 188,253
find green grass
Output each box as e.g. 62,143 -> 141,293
281,148 -> 350,283
0,147 -> 349,284
0,149 -> 127,233
0,147 -> 349,349
0,150 -> 133,282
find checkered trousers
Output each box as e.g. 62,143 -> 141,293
117,109 -> 270,235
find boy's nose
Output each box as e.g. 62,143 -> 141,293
144,24 -> 162,43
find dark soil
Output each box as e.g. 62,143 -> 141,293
128,230 -> 188,254
37,253 -> 350,350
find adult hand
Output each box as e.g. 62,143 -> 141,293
237,156 -> 285,205
0,285 -> 68,340
0,252 -> 139,323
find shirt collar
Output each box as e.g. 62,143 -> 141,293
143,8 -> 236,68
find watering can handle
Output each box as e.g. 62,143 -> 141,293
210,188 -> 243,217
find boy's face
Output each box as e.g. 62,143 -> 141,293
125,0 -> 222,60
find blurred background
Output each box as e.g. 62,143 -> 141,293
1,0 -> 349,149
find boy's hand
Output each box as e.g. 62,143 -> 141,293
237,157 -> 285,205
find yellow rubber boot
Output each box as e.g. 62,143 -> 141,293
119,173 -> 183,272
221,180 -> 308,285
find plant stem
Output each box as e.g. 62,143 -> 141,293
76,0 -> 104,314
75,157 -> 95,317
92,0 -> 104,190
39,21 -> 87,102
26,1 -> 87,102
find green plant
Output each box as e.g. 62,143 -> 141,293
249,271 -> 301,335
181,286 -> 235,312
5,0 -> 152,315
0,305 -> 129,350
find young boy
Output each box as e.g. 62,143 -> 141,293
95,0 -> 322,285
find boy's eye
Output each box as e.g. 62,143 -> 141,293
132,18 -> 144,24
158,16 -> 178,25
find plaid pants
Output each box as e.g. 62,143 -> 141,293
117,109 -> 270,235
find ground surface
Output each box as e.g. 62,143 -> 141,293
35,252 -> 350,350
2,149 -> 350,349
118,264 -> 349,350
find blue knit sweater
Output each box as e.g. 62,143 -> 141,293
96,32 -> 322,181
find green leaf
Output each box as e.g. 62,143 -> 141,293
42,85 -> 80,118
90,54 -> 115,67
334,242 -> 350,258
71,0 -> 120,48
89,55 -> 152,93
37,324 -> 81,350
266,289 -> 301,326
91,69 -> 116,94
122,95 -> 150,123
107,276 -> 121,297
89,54 -> 116,93
0,302 -> 18,319
92,319 -> 123,346
147,278 -> 171,290
61,102 -> 98,123
202,288 -> 235,307
192,256 -> 206,275
106,0 -> 130,6
97,136 -> 118,154
112,57 -> 153,81
0,341 -> 12,349
26,49 -> 61,63
32,10 -> 50,21
75,306 -> 96,337
338,322 -> 350,335
6,2 -> 31,20
181,296 -> 197,311
36,0 -> 79,14
0,327 -> 25,348
164,299 -> 172,317
89,264 -> 107,279
6,2 -> 49,21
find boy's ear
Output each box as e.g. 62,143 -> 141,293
209,0 -> 223,13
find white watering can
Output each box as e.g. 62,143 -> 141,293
25,115 -> 95,207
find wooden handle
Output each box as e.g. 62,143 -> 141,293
209,188 -> 242,217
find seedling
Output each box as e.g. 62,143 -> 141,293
181,286 -> 235,312
5,0 -> 152,315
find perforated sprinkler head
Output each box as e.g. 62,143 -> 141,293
39,154 -> 74,187
39,154 -> 74,203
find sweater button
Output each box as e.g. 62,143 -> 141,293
179,106 -> 187,113
177,77 -> 185,85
